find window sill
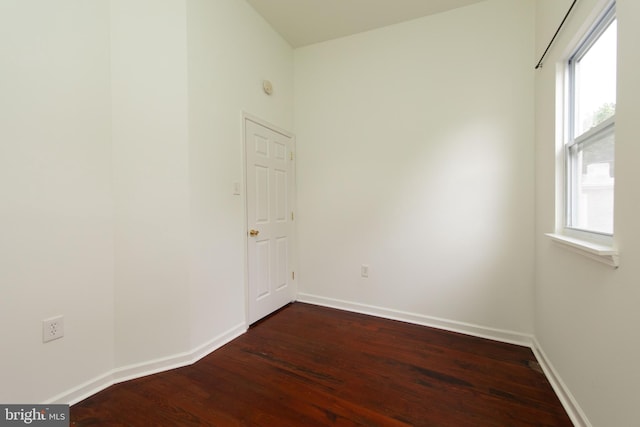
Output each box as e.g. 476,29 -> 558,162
545,233 -> 619,268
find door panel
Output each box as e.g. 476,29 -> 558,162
275,169 -> 287,221
255,166 -> 269,222
255,239 -> 270,300
245,117 -> 295,324
275,237 -> 288,291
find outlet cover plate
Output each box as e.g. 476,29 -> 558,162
43,315 -> 64,343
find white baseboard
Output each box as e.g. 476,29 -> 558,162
297,293 -> 590,427
46,322 -> 246,406
297,293 -> 533,346
531,337 -> 592,427
47,297 -> 591,427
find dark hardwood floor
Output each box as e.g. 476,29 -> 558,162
71,303 -> 572,426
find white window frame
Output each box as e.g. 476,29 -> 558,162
547,1 -> 619,267
565,3 -> 616,239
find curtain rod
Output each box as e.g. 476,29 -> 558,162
535,0 -> 578,69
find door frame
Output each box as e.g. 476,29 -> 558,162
242,112 -> 297,326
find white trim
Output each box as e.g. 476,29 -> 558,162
545,233 -> 619,267
242,112 -> 294,139
46,322 -> 246,406
43,370 -> 115,407
297,293 -> 533,347
531,338 -> 592,427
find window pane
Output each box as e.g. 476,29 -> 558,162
574,20 -> 617,137
572,132 -> 615,234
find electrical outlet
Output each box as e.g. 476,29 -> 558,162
361,265 -> 369,278
43,316 -> 64,343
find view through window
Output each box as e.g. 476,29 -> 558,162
566,5 -> 616,236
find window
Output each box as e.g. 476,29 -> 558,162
565,4 -> 616,237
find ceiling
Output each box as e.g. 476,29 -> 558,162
245,0 -> 488,48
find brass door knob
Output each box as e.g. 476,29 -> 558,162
249,229 -> 260,237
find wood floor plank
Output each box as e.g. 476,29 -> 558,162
71,303 -> 573,426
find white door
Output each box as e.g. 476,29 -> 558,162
245,117 -> 296,324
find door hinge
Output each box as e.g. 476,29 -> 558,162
292,271 -> 295,280
291,211 -> 295,221
290,151 -> 294,161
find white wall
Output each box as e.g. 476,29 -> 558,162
534,0 -> 640,425
186,0 -> 293,349
112,0 -> 294,371
0,0 -> 294,404
111,0 -> 192,367
0,1 -> 114,402
294,0 -> 536,336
